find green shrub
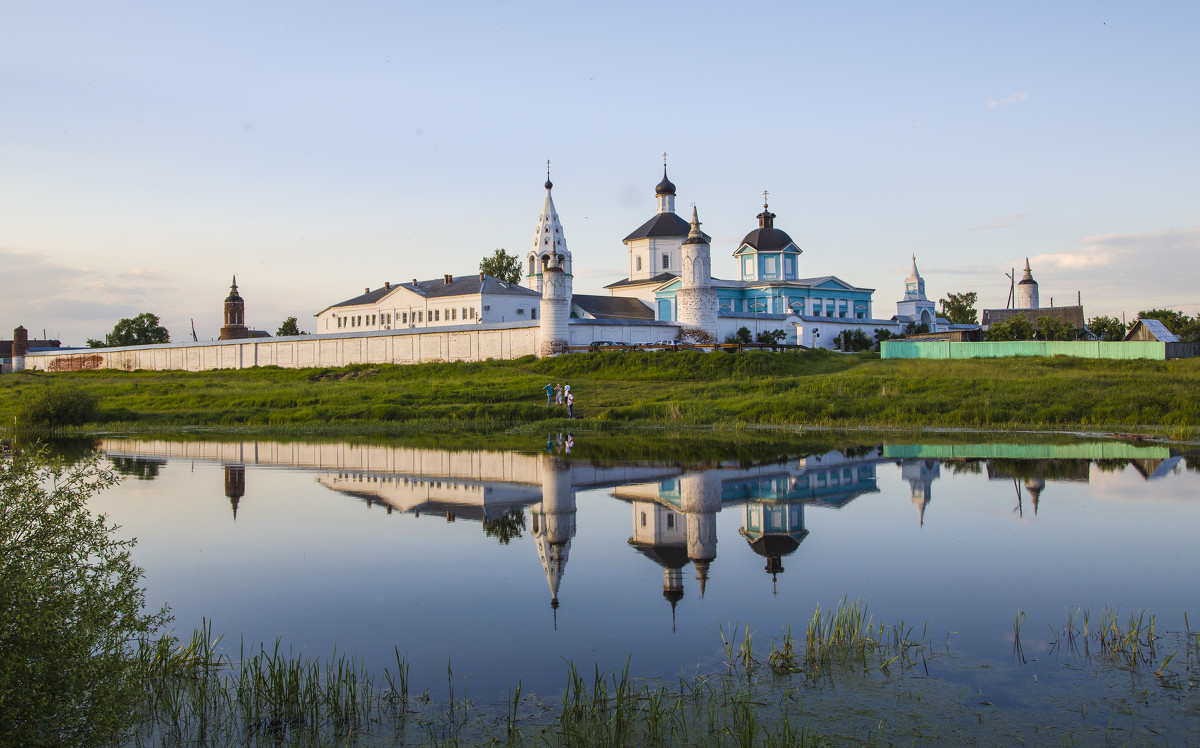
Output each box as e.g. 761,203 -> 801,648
0,448 -> 168,746
14,383 -> 99,431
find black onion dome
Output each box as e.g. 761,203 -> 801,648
740,226 -> 795,251
748,535 -> 802,559
740,204 -> 794,251
655,167 -> 676,196
545,178 -> 553,190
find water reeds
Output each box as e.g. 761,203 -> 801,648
123,604 -> 1200,746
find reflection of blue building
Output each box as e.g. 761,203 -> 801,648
739,502 -> 808,590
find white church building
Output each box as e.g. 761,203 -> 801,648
313,163 -> 951,351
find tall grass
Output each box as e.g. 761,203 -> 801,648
4,354 -> 1198,437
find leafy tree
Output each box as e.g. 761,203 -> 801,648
755,329 -> 787,346
1,449 -> 169,747
903,321 -> 930,336
985,314 -> 1035,341
938,291 -> 978,325
1035,316 -> 1076,341
87,313 -> 169,348
276,316 -> 308,336
482,509 -> 526,545
725,327 -> 753,345
834,329 -> 872,352
874,328 -> 899,350
1136,309 -> 1200,343
480,248 -> 523,284
1087,315 -> 1126,341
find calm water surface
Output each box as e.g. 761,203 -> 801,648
90,437 -> 1199,703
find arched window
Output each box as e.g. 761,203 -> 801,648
636,256 -> 642,272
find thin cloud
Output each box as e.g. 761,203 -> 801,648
986,92 -> 1029,109
970,213 -> 1026,230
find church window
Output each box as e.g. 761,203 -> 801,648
666,513 -> 675,529
765,256 -> 777,276
640,512 -> 647,527
784,257 -> 794,277
461,307 -> 467,319
662,253 -> 669,270
402,312 -> 408,324
531,308 -> 537,320
529,257 -> 535,274
636,256 -> 642,271
470,307 -> 476,319
544,238 -> 549,244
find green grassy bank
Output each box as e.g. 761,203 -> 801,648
3,350 -> 1198,439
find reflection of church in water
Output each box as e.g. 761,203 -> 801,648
99,437 -> 1183,626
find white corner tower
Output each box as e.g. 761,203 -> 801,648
895,254 -> 937,328
1016,257 -> 1040,310
676,207 -> 718,342
524,164 -> 572,293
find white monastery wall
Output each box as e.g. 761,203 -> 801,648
27,324 -> 540,373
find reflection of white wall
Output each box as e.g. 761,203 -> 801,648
630,500 -> 685,547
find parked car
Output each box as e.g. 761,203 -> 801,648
588,340 -> 623,351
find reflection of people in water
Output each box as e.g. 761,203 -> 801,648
556,433 -> 564,451
565,434 -> 574,454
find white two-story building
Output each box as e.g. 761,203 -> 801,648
314,273 -> 542,333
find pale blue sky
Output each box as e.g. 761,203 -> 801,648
3,1 -> 1197,343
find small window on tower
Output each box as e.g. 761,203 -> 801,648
636,256 -> 642,271
662,254 -> 669,270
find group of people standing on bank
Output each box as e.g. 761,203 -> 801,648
544,382 -> 574,418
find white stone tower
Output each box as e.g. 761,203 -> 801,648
679,470 -> 721,596
1016,257 -> 1040,310
524,166 -> 572,293
895,255 -> 937,328
538,251 -> 571,357
676,207 -> 718,342
531,455 -> 577,613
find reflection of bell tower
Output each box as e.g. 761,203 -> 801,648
531,455 -> 576,622
628,499 -> 689,630
224,464 -> 246,519
901,459 -> 941,527
739,502 -> 808,594
1024,475 -> 1045,514
679,471 -> 721,596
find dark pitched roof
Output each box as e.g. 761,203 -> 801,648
572,294 -> 655,320
423,274 -> 538,299
623,212 -> 703,243
328,274 -> 537,310
981,306 -> 1086,328
603,272 -> 677,290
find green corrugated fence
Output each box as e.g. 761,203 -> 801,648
881,340 -> 1169,360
